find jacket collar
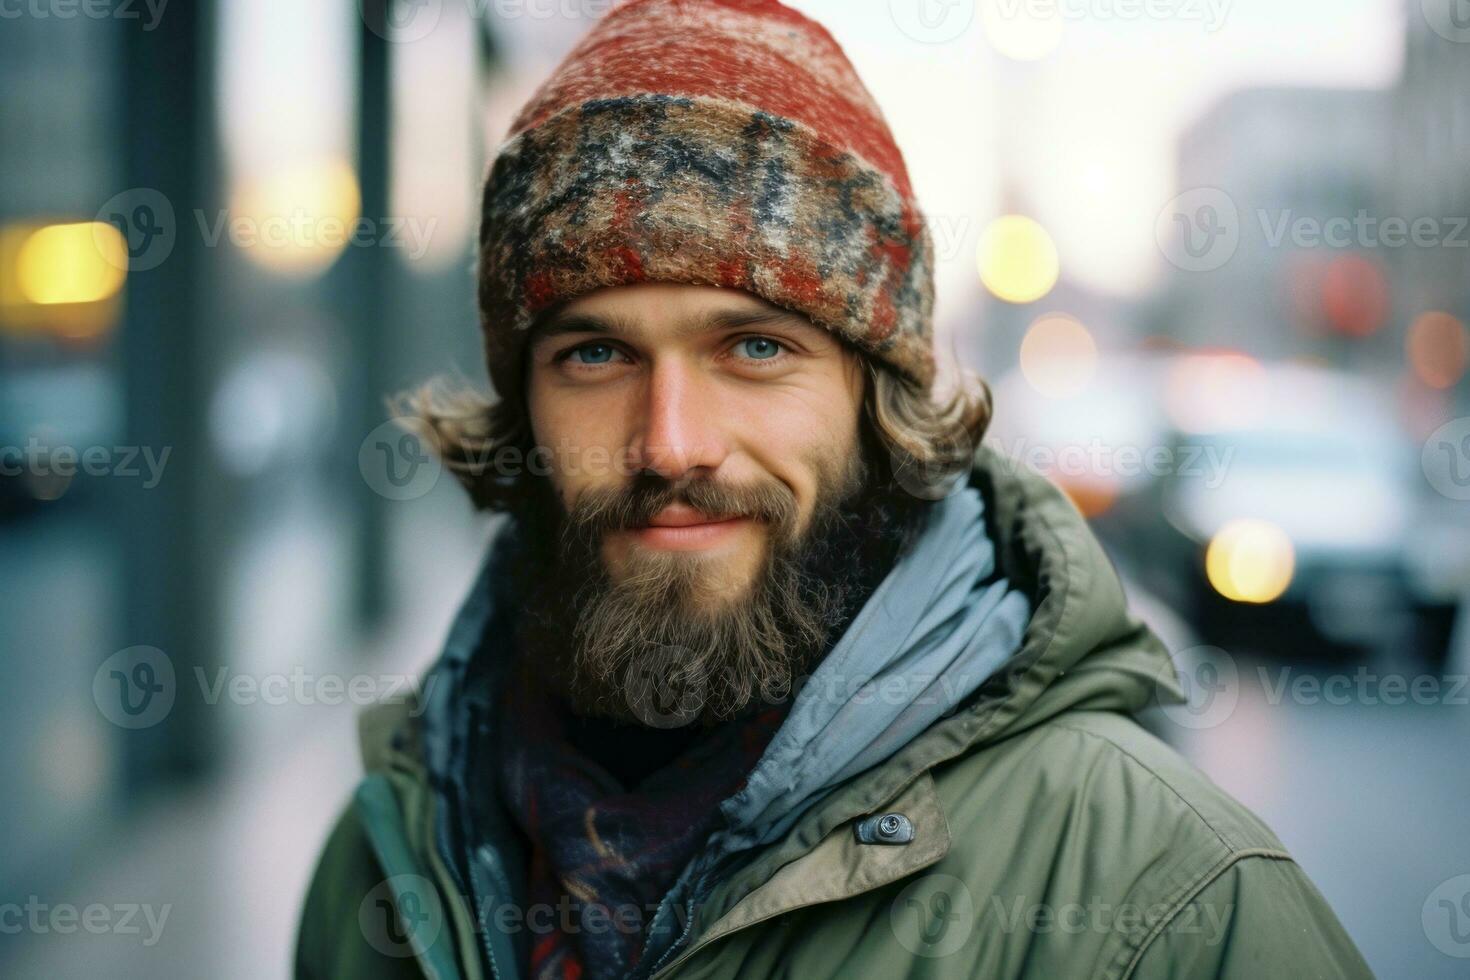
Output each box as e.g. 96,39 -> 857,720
698,442 -> 1182,845
643,445 -> 1183,971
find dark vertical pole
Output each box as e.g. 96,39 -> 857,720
118,1 -> 221,784
344,0 -> 395,627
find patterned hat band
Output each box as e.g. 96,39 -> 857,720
477,92 -> 937,396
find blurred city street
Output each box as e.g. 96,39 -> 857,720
3,0 -> 1470,977
7,568 -> 1469,978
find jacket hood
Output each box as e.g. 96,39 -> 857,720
975,441 -> 1185,731
713,483 -> 1030,851
804,443 -> 1184,799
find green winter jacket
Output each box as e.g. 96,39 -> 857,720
295,448 -> 1374,980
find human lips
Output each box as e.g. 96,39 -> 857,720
626,503 -> 753,550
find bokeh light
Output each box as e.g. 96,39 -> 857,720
1320,254 -> 1389,337
977,214 -> 1059,304
1406,310 -> 1468,389
1019,313 -> 1098,397
1205,518 -> 1296,604
228,158 -> 362,278
1164,351 -> 1268,433
1058,473 -> 1119,518
15,221 -> 127,305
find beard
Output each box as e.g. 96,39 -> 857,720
512,449 -> 919,727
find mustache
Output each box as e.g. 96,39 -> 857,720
562,473 -> 799,544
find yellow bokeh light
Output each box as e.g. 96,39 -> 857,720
15,222 -> 128,306
1019,313 -> 1098,397
978,215 -> 1059,305
1205,519 -> 1295,604
229,158 -> 362,278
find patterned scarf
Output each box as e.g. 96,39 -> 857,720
498,662 -> 787,980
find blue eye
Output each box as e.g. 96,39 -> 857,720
570,343 -> 617,364
735,337 -> 783,360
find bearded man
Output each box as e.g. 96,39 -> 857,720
296,1 -> 1372,978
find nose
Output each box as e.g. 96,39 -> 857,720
629,359 -> 728,481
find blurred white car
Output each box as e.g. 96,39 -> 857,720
989,352 -> 1461,662
1155,359 -> 1455,660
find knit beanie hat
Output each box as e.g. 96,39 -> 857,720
476,0 -> 936,401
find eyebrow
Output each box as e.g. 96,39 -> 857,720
530,304 -> 810,342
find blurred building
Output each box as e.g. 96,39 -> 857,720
1170,86 -> 1393,366
0,9 -> 129,911
0,0 -> 495,928
1391,1 -> 1470,320
1389,1 -> 1470,420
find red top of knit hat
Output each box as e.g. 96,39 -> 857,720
507,0 -> 917,203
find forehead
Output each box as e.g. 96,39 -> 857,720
531,282 -> 816,342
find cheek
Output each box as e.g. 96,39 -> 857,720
527,375 -> 629,506
727,382 -> 862,513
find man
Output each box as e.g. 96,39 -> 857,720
297,1 -> 1373,977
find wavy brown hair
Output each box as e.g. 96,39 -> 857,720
392,352 -> 992,511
